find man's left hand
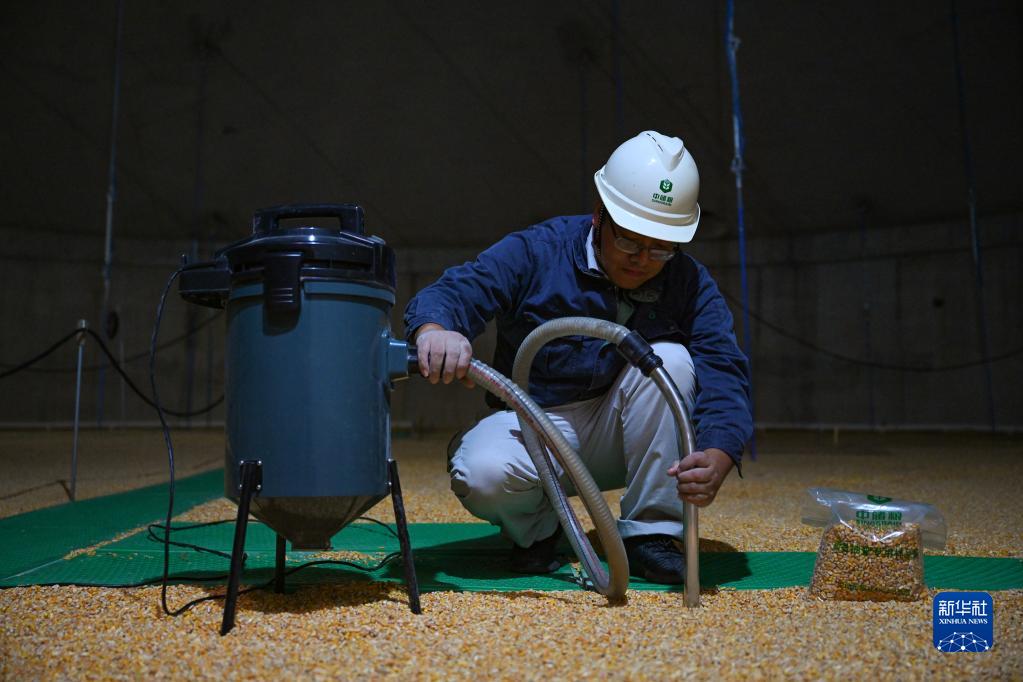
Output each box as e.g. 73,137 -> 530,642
667,448 -> 734,507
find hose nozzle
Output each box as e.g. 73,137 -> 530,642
615,331 -> 663,376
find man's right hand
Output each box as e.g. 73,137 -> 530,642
414,324 -> 475,387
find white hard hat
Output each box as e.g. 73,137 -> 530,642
593,130 -> 701,243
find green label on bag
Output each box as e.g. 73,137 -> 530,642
867,495 -> 893,504
855,509 -> 903,525
831,540 -> 918,559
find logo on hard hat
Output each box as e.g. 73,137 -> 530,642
652,179 -> 675,207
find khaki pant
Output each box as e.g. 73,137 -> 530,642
449,342 -> 696,548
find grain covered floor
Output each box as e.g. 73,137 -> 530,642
1,428 -> 1021,679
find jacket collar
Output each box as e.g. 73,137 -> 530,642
570,215 -> 665,303
570,215 -> 599,275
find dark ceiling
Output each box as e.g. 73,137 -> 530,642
1,1 -> 1019,249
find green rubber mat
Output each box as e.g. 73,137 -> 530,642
0,470 -> 222,582
3,518 -> 1021,592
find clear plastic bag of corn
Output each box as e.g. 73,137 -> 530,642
802,488 -> 947,602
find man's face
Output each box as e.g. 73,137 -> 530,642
595,210 -> 677,290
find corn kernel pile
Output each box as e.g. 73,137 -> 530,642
1,430 -> 1021,679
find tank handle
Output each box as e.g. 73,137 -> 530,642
252,203 -> 365,236
263,251 -> 303,315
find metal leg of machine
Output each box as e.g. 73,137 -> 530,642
274,534 -> 287,594
220,460 -> 262,636
388,458 -> 421,615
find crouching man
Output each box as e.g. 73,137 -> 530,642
405,131 -> 752,583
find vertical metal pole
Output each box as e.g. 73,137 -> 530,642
651,368 -> 700,607
950,0 -> 996,430
894,258 -> 907,423
119,338 -> 126,423
611,0 -> 624,140
858,205 -> 876,428
191,40 -> 212,428
184,240 -> 199,426
97,0 -> 127,427
205,318 -> 215,427
70,320 -> 88,502
579,58 -> 589,214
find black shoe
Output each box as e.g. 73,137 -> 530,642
624,534 -> 686,584
509,526 -> 564,574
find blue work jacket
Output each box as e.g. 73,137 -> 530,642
404,215 -> 753,464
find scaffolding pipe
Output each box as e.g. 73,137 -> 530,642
188,32 -> 213,427
858,205 -> 876,427
578,56 -> 589,214
949,0 -> 996,430
119,338 -> 126,421
184,239 -> 199,426
611,0 -> 624,140
96,0 -> 126,426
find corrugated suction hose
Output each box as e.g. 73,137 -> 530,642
510,317 -> 700,607
418,318 -> 700,605
465,359 -> 628,601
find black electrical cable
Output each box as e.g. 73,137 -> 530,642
0,322 -> 224,418
0,553 -> 402,593
146,269 -> 401,617
0,517 -> 404,593
9,283 -> 1019,383
142,518 -> 397,563
143,517 -> 401,563
0,312 -> 222,376
15,265 -> 404,615
156,552 -> 403,614
353,515 -> 401,540
83,327 -> 224,417
149,519 -> 235,532
116,310 -> 222,365
717,286 -> 1023,372
131,516 -> 400,614
146,522 -> 235,561
151,266 -> 187,616
0,329 -> 81,379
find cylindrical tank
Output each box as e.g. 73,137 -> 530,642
180,204 -> 412,549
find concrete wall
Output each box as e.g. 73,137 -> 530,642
712,215 -> 1022,430
1,214 -> 1019,430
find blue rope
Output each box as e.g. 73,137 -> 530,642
96,0 -> 127,426
725,0 -> 756,458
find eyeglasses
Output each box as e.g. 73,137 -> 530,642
601,212 -> 678,262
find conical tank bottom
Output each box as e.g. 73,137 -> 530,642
248,494 -> 387,550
